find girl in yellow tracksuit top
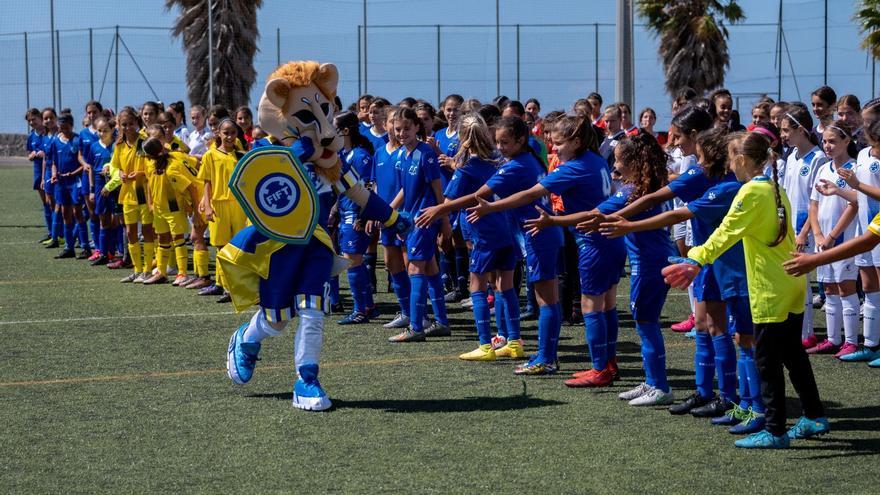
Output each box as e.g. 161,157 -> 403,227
663,131 -> 827,449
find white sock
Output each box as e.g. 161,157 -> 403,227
841,293 -> 861,345
243,311 -> 283,343
824,294 -> 843,345
294,308 -> 324,374
802,281 -> 815,339
864,292 -> 880,347
687,284 -> 695,314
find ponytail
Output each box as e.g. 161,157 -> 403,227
733,131 -> 787,246
551,114 -> 600,156
143,137 -> 169,175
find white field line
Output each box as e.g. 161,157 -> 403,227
0,311 -> 238,326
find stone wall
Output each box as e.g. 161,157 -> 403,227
0,134 -> 27,157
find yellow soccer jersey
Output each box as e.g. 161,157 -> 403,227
109,137 -> 147,206
868,212 -> 880,237
168,136 -> 191,154
198,147 -> 240,201
146,160 -> 178,212
167,153 -> 204,207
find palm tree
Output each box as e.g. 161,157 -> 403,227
856,0 -> 880,59
165,0 -> 263,109
637,0 -> 745,96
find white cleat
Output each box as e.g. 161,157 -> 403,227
619,382 -> 652,401
629,387 -> 674,406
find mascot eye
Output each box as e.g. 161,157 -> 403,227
292,110 -> 317,125
320,103 -> 331,117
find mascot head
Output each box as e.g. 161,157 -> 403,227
258,61 -> 343,172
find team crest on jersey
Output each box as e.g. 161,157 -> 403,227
228,145 -> 319,244
687,169 -> 697,175
799,165 -> 810,177
837,177 -> 847,188
871,162 -> 880,174
708,192 -> 717,201
412,149 -> 422,163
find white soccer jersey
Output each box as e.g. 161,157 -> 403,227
783,146 -> 828,233
811,160 -> 858,246
855,146 -> 880,233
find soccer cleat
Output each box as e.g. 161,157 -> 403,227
729,410 -> 766,435
217,293 -> 232,303
142,273 -> 167,285
734,430 -> 790,449
366,306 -> 381,319
629,387 -> 674,406
337,311 -> 369,325
684,329 -> 697,339
444,289 -> 463,303
520,307 -> 536,321
691,396 -> 734,418
619,383 -> 652,401
490,335 -> 508,350
133,272 -> 148,283
711,404 -> 750,426
461,298 -> 474,309
564,367 -> 614,388
292,364 -> 332,411
198,284 -> 224,296
869,356 -> 880,367
76,249 -> 93,260
834,342 -> 858,359
671,314 -> 695,332
38,234 -> 52,243
388,328 -> 426,343
186,277 -> 212,290
226,323 -> 261,385
786,416 -> 830,439
120,272 -> 139,283
44,240 -> 60,249
107,258 -> 125,269
459,344 -> 497,361
383,313 -> 411,329
812,293 -> 825,308
608,357 -> 620,379
802,334 -> 819,350
514,360 -> 558,375
54,249 -> 75,259
171,274 -> 192,287
424,321 -> 451,337
495,339 -> 525,359
87,250 -> 102,262
838,346 -> 880,362
806,339 -> 840,355
668,392 -> 713,415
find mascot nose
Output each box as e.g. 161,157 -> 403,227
320,137 -> 334,147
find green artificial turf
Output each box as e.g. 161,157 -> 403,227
0,163 -> 877,494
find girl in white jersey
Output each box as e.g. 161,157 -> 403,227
780,105 -> 829,347
808,120 -> 860,358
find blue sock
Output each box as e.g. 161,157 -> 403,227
116,225 -> 126,254
637,321 -> 669,393
736,354 -> 750,409
549,303 -> 562,362
502,288 -> 521,340
63,223 -> 75,251
410,274 -> 428,332
100,228 -> 111,256
604,308 -> 619,360
42,203 -> 52,235
526,280 -> 537,311
741,346 -> 765,413
694,332 -> 716,399
52,210 -> 62,240
90,218 -> 100,250
390,271 -> 411,317
77,221 -> 89,249
536,305 -> 554,363
583,311 -> 608,370
471,291 -> 492,345
712,333 -> 739,403
347,265 -> 367,313
363,265 -> 375,310
426,274 -> 448,326
494,291 -> 508,339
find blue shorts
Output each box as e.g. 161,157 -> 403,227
95,187 -> 118,217
81,173 -> 90,197
694,264 -> 722,302
630,273 -> 669,322
576,236 -> 626,295
259,236 -> 334,322
379,226 -> 404,247
726,295 -> 754,335
43,177 -> 55,197
339,222 -> 370,255
54,180 -> 81,206
33,163 -> 42,190
459,212 -> 473,243
470,244 -> 518,274
406,224 -> 437,262
524,237 -> 560,283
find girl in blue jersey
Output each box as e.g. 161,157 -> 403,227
46,113 -> 89,259
387,107 -> 451,342
458,117 -> 565,368
41,108 -> 63,248
78,100 -> 103,257
89,116 -> 118,266
418,113 -> 525,364
470,115 -> 622,385
526,130 -> 674,402
365,98 -> 390,159
25,108 -> 52,242
333,111 -> 377,325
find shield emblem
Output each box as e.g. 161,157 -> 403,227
228,145 -> 319,244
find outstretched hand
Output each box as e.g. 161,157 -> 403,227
782,251 -> 816,277
661,257 -> 702,290
465,196 -> 494,224
523,206 -> 553,236
597,215 -> 631,238
417,204 -> 445,228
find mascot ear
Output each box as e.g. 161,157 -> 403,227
316,63 -> 339,100
265,78 -> 291,110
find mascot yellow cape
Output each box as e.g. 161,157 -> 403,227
220,61 -> 411,411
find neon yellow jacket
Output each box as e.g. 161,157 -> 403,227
689,176 -> 806,323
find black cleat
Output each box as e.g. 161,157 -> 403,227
668,392 -> 713,415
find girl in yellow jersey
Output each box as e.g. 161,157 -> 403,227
663,131 -> 828,449
106,108 -> 155,283
197,118 -> 248,299
158,111 -> 191,154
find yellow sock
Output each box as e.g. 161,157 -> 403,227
143,242 -> 156,273
215,259 -> 225,289
128,242 -> 142,273
194,249 -> 209,277
156,244 -> 170,275
174,241 -> 188,275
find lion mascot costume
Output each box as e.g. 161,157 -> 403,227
219,61 -> 411,411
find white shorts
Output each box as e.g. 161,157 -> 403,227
685,222 -> 693,247
673,222 -> 687,242
817,257 -> 858,283
855,228 -> 880,267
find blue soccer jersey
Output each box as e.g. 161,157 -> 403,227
41,133 -> 56,181
364,128 -> 389,157
89,140 -> 114,175
433,127 -> 459,186
597,185 -> 675,275
399,141 -> 442,217
79,127 -> 99,166
686,176 -> 749,299
374,143 -> 401,204
47,134 -> 81,181
27,130 -> 44,184
338,146 -> 374,216
444,156 -> 513,250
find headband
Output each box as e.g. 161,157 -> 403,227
784,112 -> 804,129
751,126 -> 778,142
827,125 -> 851,140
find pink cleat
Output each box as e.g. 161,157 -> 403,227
802,334 -> 819,350
671,314 -> 695,333
834,342 -> 858,359
806,339 -> 840,355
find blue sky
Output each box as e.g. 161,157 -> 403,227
0,0 -> 872,132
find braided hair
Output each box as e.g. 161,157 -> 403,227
732,131 -> 787,246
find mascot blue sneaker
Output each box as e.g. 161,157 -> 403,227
227,323 -> 261,385
292,364 -> 332,411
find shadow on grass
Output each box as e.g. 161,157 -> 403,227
246,391 -> 567,413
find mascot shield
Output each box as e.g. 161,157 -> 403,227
229,145 -> 319,244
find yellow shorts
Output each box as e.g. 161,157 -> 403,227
153,209 -> 189,236
123,203 -> 153,225
208,200 -> 248,246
